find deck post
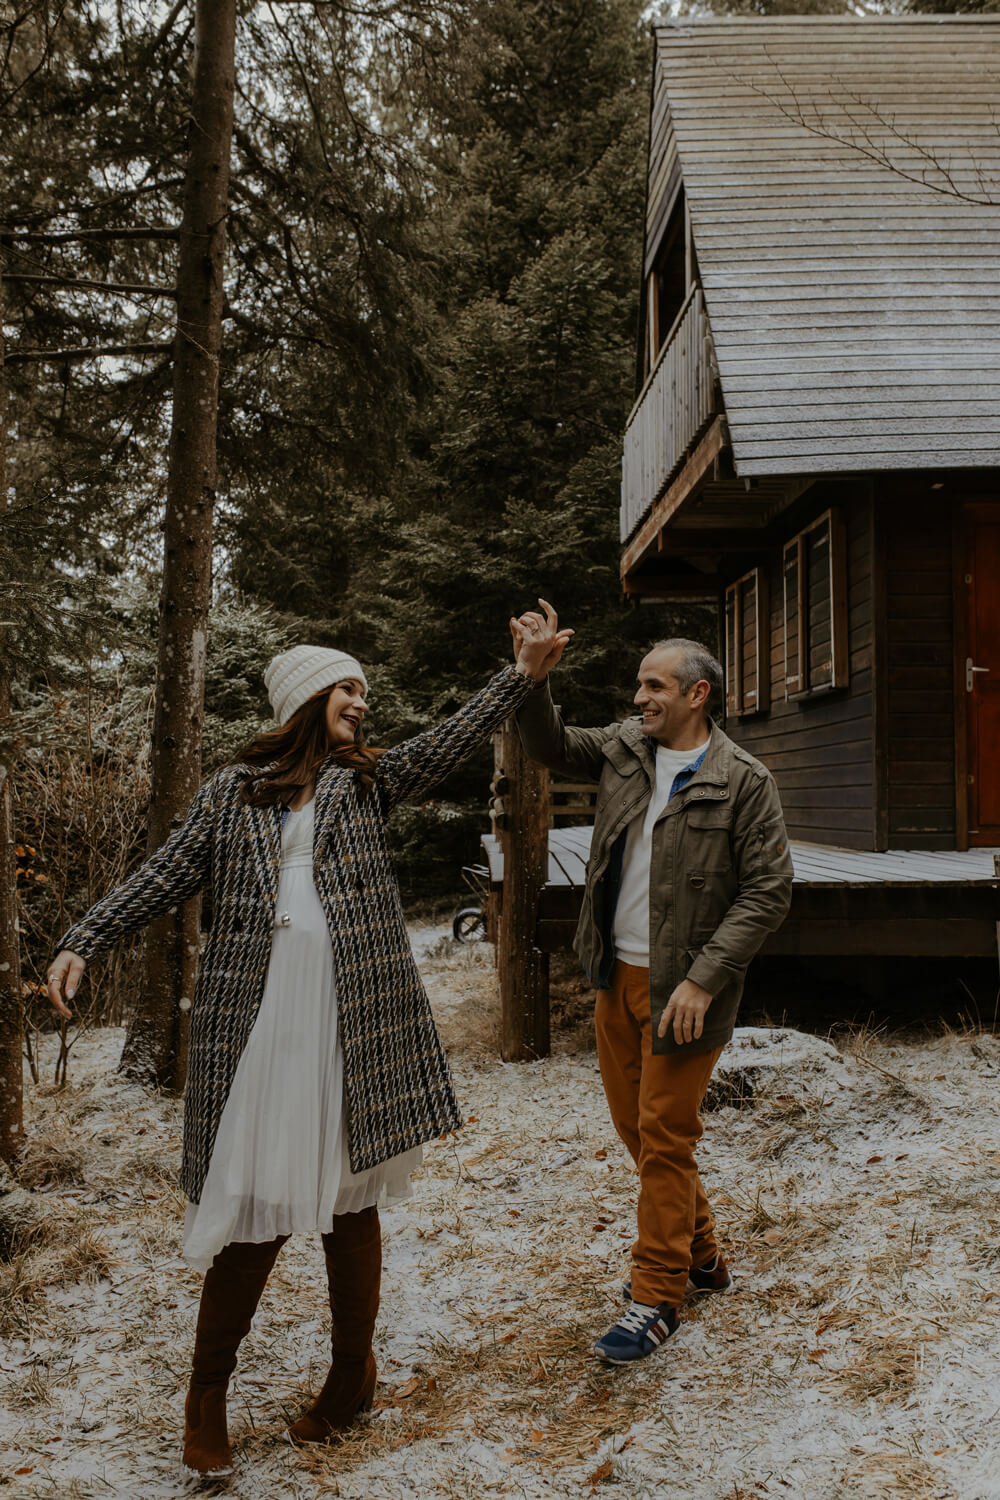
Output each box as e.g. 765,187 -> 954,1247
497,719 -> 550,1061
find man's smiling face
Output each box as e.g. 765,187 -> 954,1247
633,647 -> 700,747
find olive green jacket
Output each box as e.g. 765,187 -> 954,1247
516,683 -> 794,1055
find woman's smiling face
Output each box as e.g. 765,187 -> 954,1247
325,679 -> 368,748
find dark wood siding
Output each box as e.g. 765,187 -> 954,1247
725,482 -> 875,849
882,481 -> 955,850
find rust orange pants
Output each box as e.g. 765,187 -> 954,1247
595,960 -> 723,1308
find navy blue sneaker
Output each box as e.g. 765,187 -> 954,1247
593,1300 -> 679,1364
688,1253 -> 733,1294
622,1255 -> 732,1303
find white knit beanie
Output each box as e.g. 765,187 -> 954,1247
264,645 -> 369,726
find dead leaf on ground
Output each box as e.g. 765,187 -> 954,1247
588,1458 -> 613,1483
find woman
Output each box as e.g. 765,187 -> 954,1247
46,622 -> 570,1475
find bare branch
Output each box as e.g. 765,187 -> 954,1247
733,50 -> 999,209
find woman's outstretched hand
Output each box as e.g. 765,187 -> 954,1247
46,950 -> 86,1020
510,598 -> 574,681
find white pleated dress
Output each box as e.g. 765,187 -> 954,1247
183,800 -> 422,1272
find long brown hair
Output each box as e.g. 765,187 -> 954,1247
236,688 -> 384,807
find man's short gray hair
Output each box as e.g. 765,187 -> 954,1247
648,638 -> 723,711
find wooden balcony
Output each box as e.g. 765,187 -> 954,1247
620,285 -> 718,544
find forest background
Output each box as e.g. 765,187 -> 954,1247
1,0 -> 992,1064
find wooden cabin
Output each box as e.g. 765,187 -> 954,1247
617,14 -> 1000,962
625,15 -> 999,854
487,16 -> 1000,1056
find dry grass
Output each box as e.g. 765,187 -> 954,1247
259,1299 -> 667,1483
420,944 -> 504,1064
0,1219 -> 117,1341
840,1451 -> 960,1500
837,1329 -> 931,1405
704,1068 -> 758,1111
3,959 -> 1000,1498
17,1135 -> 86,1190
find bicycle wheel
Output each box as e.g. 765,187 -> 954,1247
452,906 -> 486,943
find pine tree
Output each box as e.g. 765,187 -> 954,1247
119,0 -> 237,1088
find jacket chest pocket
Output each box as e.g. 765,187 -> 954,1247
683,807 -> 733,875
594,764 -> 644,843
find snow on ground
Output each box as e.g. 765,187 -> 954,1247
2,925 -> 1000,1499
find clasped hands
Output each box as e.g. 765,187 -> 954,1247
510,597 -> 573,681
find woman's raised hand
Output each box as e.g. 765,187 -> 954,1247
510,598 -> 574,681
46,950 -> 86,1020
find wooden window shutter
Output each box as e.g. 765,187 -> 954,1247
829,509 -> 849,690
785,509 -> 849,698
725,583 -> 740,717
807,518 -> 834,689
725,567 -> 769,717
783,536 -> 804,697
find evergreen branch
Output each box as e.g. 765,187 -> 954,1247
0,0 -> 70,112
4,274 -> 177,297
4,228 -> 179,243
8,178 -> 186,227
140,0 -> 191,67
5,342 -> 174,364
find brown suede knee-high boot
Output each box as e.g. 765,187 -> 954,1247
288,1206 -> 381,1443
183,1235 -> 288,1475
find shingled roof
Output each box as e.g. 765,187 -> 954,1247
649,16 -> 1000,477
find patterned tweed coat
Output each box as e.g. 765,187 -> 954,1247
59,665 -> 536,1202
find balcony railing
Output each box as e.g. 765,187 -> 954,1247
620,285 -> 717,543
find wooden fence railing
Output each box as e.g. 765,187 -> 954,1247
619,285 -> 717,543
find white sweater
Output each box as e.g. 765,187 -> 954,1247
611,739 -> 711,966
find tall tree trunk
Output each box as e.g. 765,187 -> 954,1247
120,0 -> 236,1088
0,267 -> 25,1164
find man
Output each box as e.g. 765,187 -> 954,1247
511,601 -> 793,1365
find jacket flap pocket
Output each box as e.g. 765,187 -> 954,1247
686,807 -> 732,830
601,739 -> 640,775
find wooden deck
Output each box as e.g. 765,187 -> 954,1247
481,832 -> 1000,960
482,826 -> 591,889
482,830 -> 1000,887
